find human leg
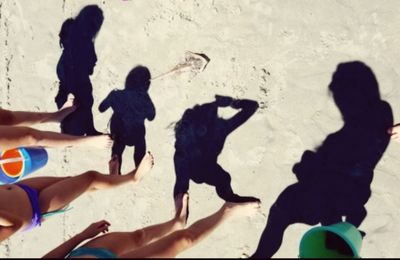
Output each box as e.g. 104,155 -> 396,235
252,183 -> 320,258
0,95 -> 76,127
173,154 -> 191,197
111,140 -> 125,174
81,193 -> 189,256
120,200 -> 260,258
133,137 -> 146,168
0,125 -> 112,150
38,152 -> 154,213
18,176 -> 69,193
211,164 -> 259,202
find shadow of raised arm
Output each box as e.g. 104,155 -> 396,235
221,96 -> 259,134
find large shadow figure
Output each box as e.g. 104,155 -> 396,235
252,61 -> 393,258
174,95 -> 260,202
99,66 -> 155,173
55,5 -> 103,135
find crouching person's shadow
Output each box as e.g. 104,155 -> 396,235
252,61 -> 393,258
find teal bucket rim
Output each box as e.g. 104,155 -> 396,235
299,224 -> 361,258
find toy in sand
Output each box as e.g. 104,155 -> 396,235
151,51 -> 210,81
0,147 -> 48,184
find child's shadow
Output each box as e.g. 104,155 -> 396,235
99,66 -> 155,173
252,61 -> 393,258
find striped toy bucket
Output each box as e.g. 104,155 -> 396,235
0,147 -> 48,184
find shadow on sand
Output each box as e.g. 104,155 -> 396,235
55,5 -> 103,135
173,95 -> 260,203
252,61 -> 393,258
99,66 -> 155,173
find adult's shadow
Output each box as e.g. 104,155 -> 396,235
55,5 -> 103,135
252,61 -> 393,258
99,66 -> 155,173
173,95 -> 260,202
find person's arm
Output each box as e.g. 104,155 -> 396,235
147,99 -> 156,121
42,232 -> 88,258
43,220 -> 110,259
99,93 -> 112,113
215,95 -> 259,133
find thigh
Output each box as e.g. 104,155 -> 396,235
111,141 -> 125,156
18,177 -> 69,193
202,163 -> 230,185
0,109 -> 14,125
37,172 -> 93,213
82,231 -> 144,256
0,126 -> 35,149
273,183 -> 321,225
119,230 -> 189,258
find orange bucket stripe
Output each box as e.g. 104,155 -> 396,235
0,149 -> 24,178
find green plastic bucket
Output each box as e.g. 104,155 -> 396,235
299,222 -> 362,258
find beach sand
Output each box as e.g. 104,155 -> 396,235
1,0 -> 400,258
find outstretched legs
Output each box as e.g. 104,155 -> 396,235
0,94 -> 76,127
120,200 -> 260,258
0,126 -> 113,150
81,193 -> 189,256
36,152 -> 154,214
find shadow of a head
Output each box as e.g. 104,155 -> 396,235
74,5 -> 104,39
126,66 -> 152,92
329,61 -> 380,122
175,103 -> 218,143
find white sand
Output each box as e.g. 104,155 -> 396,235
1,0 -> 400,258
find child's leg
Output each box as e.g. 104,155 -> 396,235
0,94 -> 76,127
120,201 -> 260,258
82,106 -> 101,136
133,138 -> 146,168
111,141 -> 125,174
82,193 -> 189,256
38,152 -> 154,213
0,125 -> 112,150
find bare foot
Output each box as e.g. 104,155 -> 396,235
223,200 -> 261,217
174,193 -> 189,228
87,135 -> 113,149
132,151 -> 154,182
53,94 -> 77,122
388,124 -> 400,142
109,155 -> 120,175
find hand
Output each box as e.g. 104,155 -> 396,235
80,220 -> 110,239
231,99 -> 242,109
215,95 -> 234,107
